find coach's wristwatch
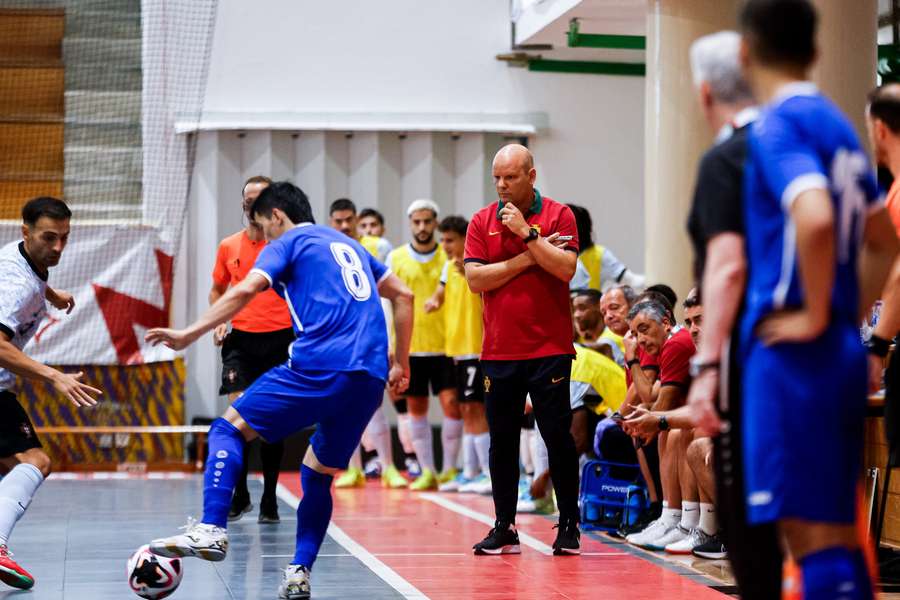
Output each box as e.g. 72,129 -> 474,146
657,414 -> 669,432
523,226 -> 540,244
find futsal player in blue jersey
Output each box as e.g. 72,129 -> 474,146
737,2 -> 899,598
145,182 -> 414,600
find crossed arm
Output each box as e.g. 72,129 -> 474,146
465,230 -> 574,294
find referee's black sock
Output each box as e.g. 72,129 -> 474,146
261,440 -> 284,503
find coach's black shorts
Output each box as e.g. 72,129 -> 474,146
0,390 -> 42,457
220,327 -> 295,395
407,355 -> 456,398
455,358 -> 484,403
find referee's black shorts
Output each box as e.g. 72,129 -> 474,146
220,327 -> 295,395
0,390 -> 42,458
715,334 -> 782,599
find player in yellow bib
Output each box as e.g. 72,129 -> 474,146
567,204 -> 645,292
425,216 -> 492,494
387,200 -> 461,491
327,198 -> 408,489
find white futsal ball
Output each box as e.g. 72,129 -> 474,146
127,544 -> 183,599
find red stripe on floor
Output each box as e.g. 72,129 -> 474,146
280,474 -> 728,600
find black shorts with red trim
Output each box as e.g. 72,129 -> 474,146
220,327 -> 295,395
0,390 -> 42,457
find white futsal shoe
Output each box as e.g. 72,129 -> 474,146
625,518 -> 669,548
665,527 -> 712,555
278,564 -> 311,599
646,524 -> 689,552
149,517 -> 228,562
459,473 -> 493,495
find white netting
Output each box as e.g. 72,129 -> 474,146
0,0 -> 217,364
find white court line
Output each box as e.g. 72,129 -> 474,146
263,554 -> 351,558
262,553 -> 464,558
276,483 -> 429,600
366,553 -> 465,557
419,493 -> 553,555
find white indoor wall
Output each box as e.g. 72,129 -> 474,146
201,0 -> 645,266
177,0 -> 645,419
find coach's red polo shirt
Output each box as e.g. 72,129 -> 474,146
659,328 -> 695,388
626,348 -> 659,388
464,189 -> 579,361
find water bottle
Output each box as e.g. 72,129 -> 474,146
623,485 -> 647,526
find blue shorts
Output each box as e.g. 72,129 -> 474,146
742,324 -> 866,525
232,365 -> 384,469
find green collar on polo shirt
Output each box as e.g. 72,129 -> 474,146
496,188 -> 543,219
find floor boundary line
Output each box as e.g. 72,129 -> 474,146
585,531 -> 730,590
276,483 -> 430,600
419,492 -> 554,555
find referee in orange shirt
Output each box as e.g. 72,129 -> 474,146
465,144 -> 582,556
210,175 -> 294,524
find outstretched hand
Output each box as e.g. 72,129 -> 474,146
145,328 -> 194,351
52,370 -> 102,407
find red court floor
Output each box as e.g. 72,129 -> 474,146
279,474 -> 731,600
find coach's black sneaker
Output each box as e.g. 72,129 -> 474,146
473,521 -> 521,555
552,520 -> 581,555
228,495 -> 252,522
691,534 -> 727,560
258,496 -> 280,524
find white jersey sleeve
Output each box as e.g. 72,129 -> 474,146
0,261 -> 43,345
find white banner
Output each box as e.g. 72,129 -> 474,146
0,224 -> 177,365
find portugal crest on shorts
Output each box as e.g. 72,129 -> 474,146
483,376 -> 491,393
226,369 -> 237,384
19,423 -> 32,438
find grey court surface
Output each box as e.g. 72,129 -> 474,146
1,478 -> 403,600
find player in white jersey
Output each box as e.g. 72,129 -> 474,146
0,197 -> 102,591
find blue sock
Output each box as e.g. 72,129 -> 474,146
292,464 -> 334,569
800,547 -> 873,600
201,418 -> 246,528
